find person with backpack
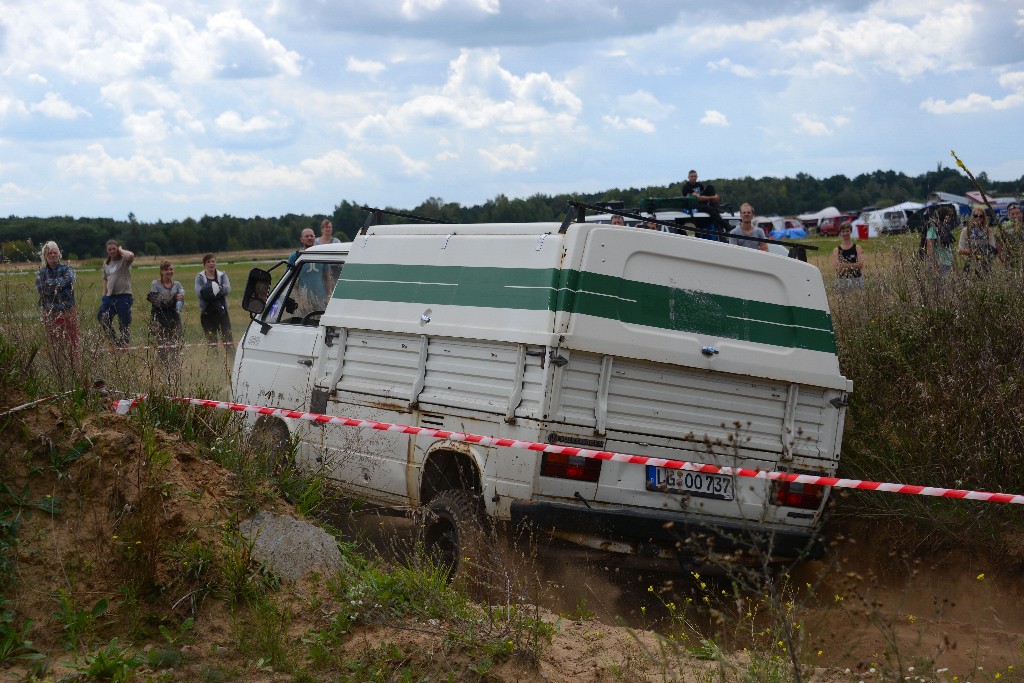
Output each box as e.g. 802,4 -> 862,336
924,205 -> 956,276
195,253 -> 232,347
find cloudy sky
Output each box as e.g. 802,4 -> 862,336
1,0 -> 1022,222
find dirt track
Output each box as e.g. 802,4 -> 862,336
332,505 -> 1024,678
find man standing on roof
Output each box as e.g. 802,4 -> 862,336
680,169 -> 728,236
728,203 -> 768,251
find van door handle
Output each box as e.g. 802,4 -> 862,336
297,359 -> 313,367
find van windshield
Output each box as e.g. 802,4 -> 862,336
265,261 -> 343,324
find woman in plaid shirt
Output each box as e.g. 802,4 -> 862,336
35,241 -> 79,375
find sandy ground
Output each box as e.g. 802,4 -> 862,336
2,391 -> 1023,682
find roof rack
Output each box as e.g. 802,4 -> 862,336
560,200 -> 817,260
358,206 -> 452,235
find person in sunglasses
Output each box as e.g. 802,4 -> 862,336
958,208 -> 999,275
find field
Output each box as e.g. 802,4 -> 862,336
2,236 -> 1024,683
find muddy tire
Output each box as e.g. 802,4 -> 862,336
250,416 -> 294,478
420,489 -> 490,585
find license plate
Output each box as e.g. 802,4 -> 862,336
646,466 -> 734,500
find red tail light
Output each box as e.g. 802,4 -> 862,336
540,452 -> 602,482
774,480 -> 825,509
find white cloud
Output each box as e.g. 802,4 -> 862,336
0,182 -> 31,198
204,10 -> 303,79
12,5 -> 301,85
602,115 -> 655,133
479,143 -> 536,171
174,109 -> 206,135
29,93 -> 90,120
215,111 -> 284,133
689,4 -> 978,81
299,150 -> 365,178
700,110 -> 729,127
347,57 -> 387,76
55,144 -> 189,186
436,150 -> 459,161
0,96 -> 31,120
124,111 -> 171,144
707,58 -> 755,78
347,49 -> 582,140
399,0 -> 500,21
921,70 -> 1024,113
55,144 -> 364,198
28,74 -> 48,85
616,90 -> 673,119
793,113 -> 834,136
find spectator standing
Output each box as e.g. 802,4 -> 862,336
925,206 -> 956,276
97,239 -> 135,346
728,203 -> 768,251
999,202 -> 1023,267
958,208 -> 998,275
35,241 -> 79,376
832,222 -> 864,290
148,260 -> 185,368
288,228 -> 317,266
610,214 -> 625,226
195,254 -> 232,347
315,219 -> 342,245
680,169 -> 728,236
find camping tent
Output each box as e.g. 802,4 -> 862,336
862,201 -> 925,235
797,206 -> 841,223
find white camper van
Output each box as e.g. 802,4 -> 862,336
232,211 -> 851,574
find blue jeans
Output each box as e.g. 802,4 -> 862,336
97,294 -> 133,347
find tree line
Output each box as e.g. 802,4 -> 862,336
2,166 -> 1020,262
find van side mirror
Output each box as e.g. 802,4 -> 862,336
242,268 -> 272,315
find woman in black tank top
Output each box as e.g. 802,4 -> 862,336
832,222 -> 864,288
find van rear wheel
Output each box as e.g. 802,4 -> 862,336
420,490 -> 488,584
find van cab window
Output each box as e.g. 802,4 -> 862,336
265,261 -> 343,325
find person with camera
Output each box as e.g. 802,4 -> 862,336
195,253 -> 232,348
924,205 -> 956,276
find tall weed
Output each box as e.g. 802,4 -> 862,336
831,251 -> 1024,540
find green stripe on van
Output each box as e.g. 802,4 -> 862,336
334,263 -> 836,353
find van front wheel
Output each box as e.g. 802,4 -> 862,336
251,416 -> 293,477
420,490 -> 487,583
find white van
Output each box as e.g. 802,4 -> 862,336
233,213 -> 851,573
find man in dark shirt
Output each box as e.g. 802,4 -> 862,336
680,169 -> 728,237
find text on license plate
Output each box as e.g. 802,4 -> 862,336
645,466 -> 734,500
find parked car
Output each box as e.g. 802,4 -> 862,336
817,215 -> 856,237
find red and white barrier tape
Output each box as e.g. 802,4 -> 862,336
109,395 -> 1024,506
0,390 -> 75,418
110,341 -> 238,352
